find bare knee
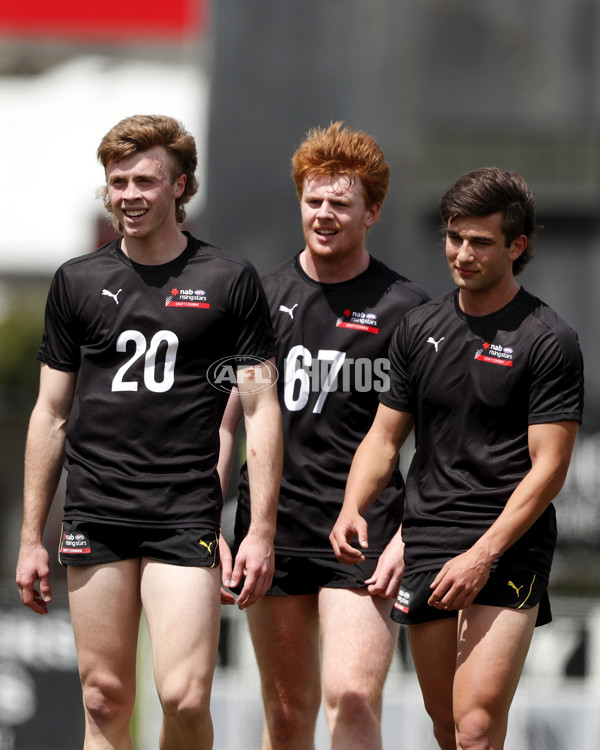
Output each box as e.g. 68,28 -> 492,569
160,680 -> 212,730
456,707 -> 500,750
82,674 -> 135,731
422,700 -> 455,750
263,690 -> 320,746
325,686 -> 380,733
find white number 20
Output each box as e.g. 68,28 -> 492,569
112,330 -> 179,393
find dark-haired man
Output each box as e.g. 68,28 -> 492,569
331,167 -> 583,749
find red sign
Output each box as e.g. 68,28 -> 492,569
0,0 -> 206,39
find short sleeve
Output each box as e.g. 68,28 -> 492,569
379,318 -> 414,413
36,267 -> 81,372
229,261 -> 276,361
528,324 -> 584,425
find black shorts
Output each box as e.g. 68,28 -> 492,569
228,551 -> 378,596
391,564 -> 552,628
267,554 -> 379,596
58,520 -> 220,568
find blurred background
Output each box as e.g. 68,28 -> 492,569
1,1 -> 599,748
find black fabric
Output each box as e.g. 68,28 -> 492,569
38,233 -> 274,528
381,287 -> 584,574
235,253 -> 429,556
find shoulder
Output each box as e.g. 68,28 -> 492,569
517,290 -> 581,349
260,257 -> 297,284
189,237 -> 257,273
388,292 -> 456,356
522,291 -> 576,332
54,240 -> 118,274
401,290 -> 455,326
48,243 -> 120,295
368,258 -> 430,304
187,238 -> 265,292
519,293 -> 583,376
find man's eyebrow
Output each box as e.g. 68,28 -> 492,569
446,228 -> 494,243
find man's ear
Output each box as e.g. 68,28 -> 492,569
366,202 -> 382,228
174,173 -> 187,199
509,234 -> 527,261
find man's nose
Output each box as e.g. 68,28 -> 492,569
456,241 -> 475,261
122,180 -> 140,200
316,200 -> 333,218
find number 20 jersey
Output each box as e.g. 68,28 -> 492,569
37,233 -> 275,529
234,254 -> 429,557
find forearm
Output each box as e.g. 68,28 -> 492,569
231,391 -> 282,607
471,463 -> 569,566
471,421 -> 579,566
244,400 -> 283,539
342,428 -> 402,516
21,405 -> 67,544
21,365 -> 76,545
217,390 -> 243,497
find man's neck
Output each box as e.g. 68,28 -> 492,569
299,248 -> 370,284
121,228 -> 188,266
458,279 -> 521,317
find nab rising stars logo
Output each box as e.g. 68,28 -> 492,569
474,340 -> 514,367
336,308 -> 380,334
165,288 -> 210,309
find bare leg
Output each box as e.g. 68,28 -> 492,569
453,604 -> 537,750
319,588 -> 399,750
246,595 -> 321,750
408,618 -> 458,750
141,561 -> 221,750
68,560 -> 142,750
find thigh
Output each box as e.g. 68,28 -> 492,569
246,594 -> 322,700
68,559 -> 143,685
319,588 -> 398,701
141,561 -> 221,688
454,604 -> 538,721
407,618 -> 457,723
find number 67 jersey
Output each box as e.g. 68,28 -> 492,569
234,253 -> 429,558
37,233 -> 275,529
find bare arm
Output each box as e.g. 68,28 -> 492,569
330,403 -> 414,564
217,390 -> 243,605
429,420 -> 580,610
217,388 -> 243,498
227,359 -> 283,608
16,364 -> 77,614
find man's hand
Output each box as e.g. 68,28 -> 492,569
225,531 -> 274,610
218,533 -> 236,605
428,549 -> 492,611
329,511 -> 369,565
16,543 -> 52,615
364,531 -> 405,599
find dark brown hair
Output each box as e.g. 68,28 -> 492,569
439,167 -> 540,275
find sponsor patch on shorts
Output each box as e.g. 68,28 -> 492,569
60,529 -> 91,555
394,585 -> 412,613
